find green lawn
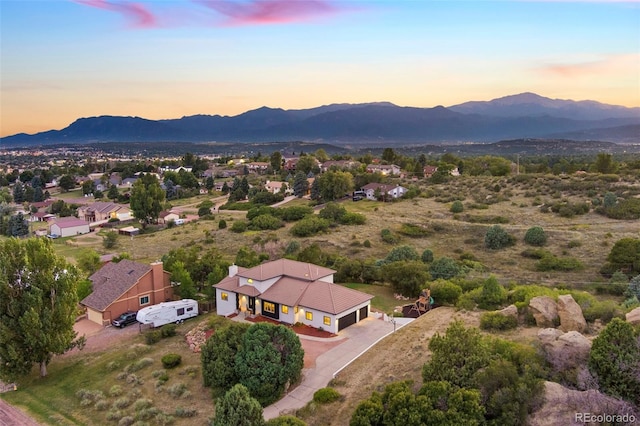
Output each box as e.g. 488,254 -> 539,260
341,283 -> 400,314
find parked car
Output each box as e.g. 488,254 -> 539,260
46,234 -> 60,239
112,311 -> 138,328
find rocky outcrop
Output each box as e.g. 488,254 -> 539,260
557,294 -> 587,333
529,381 -> 638,426
529,296 -> 558,327
538,329 -> 591,372
626,307 -> 640,326
498,304 -> 518,319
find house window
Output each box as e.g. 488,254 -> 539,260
281,305 -> 289,314
305,311 -> 313,321
264,302 -> 275,314
139,295 -> 150,305
324,316 -> 331,326
221,292 -> 228,301
177,308 -> 184,316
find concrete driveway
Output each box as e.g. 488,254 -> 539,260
262,314 -> 413,420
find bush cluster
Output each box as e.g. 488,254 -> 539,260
429,280 -> 462,305
480,312 -> 518,331
484,225 -> 516,250
161,354 -> 182,369
313,387 -> 341,404
290,216 -> 330,237
380,228 -> 399,244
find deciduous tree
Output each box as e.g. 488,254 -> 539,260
129,173 -> 165,228
0,238 -> 84,380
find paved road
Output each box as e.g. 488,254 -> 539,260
262,314 -> 413,420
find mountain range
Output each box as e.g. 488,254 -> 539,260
2,93 -> 639,147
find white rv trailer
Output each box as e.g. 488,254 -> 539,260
136,299 -> 198,327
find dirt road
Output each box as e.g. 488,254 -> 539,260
0,399 -> 41,426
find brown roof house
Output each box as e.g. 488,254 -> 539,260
81,260 -> 173,326
215,259 -> 373,333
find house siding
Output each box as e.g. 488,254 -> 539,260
299,307 -> 338,334
216,290 -> 238,316
51,223 -> 90,237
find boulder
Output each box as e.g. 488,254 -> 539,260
498,304 -> 518,319
529,381 -> 638,426
538,330 -> 591,372
529,296 -> 558,327
557,294 -> 587,333
626,307 -> 640,326
537,328 -> 563,345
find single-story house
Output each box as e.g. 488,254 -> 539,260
49,217 -> 90,237
121,177 -> 138,187
118,226 -> 140,236
361,183 -> 407,201
30,212 -> 55,222
77,202 -> 132,222
215,259 -> 373,334
81,260 -> 174,326
423,165 -> 438,177
158,211 -> 180,224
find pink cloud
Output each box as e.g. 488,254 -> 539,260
194,0 -> 339,26
73,0 -> 157,28
540,54 -> 639,78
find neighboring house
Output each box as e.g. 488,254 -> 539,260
423,165 -> 438,177
321,160 -> 360,172
121,178 -> 138,187
215,259 -> 373,334
49,217 -> 90,237
246,162 -> 270,173
361,183 -> 407,201
30,199 -> 55,212
81,260 -> 173,326
366,164 -> 401,175
158,211 -> 180,224
77,202 -> 132,222
283,157 -> 299,172
160,166 -> 192,174
265,180 -> 287,194
213,181 -> 226,192
30,212 -> 55,222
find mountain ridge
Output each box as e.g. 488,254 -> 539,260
2,93 -> 638,147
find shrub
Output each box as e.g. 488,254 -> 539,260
126,358 -> 153,373
167,382 -> 188,398
380,228 -> 398,244
280,205 -> 313,221
524,226 -> 547,246
450,200 -> 464,213
484,225 -> 516,250
144,330 -> 162,345
480,312 -> 518,331
536,253 -> 583,272
112,397 -> 132,409
133,398 -> 153,411
249,214 -> 283,231
290,216 -> 330,237
384,245 -> 419,263
265,415 -> 307,426
161,324 -> 177,338
398,223 -> 430,238
161,354 -> 182,369
198,206 -> 211,217
421,249 -> 434,263
313,387 -> 341,404
173,407 -> 197,418
340,212 -> 366,225
429,279 -> 462,305
477,276 -> 507,310
363,239 -> 371,248
429,257 -> 461,280
218,219 -> 227,229
230,220 -> 248,233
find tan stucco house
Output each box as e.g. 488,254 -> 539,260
215,259 -> 373,333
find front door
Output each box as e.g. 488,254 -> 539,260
248,296 -> 255,314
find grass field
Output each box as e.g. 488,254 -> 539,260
2,319 -> 217,425
3,172 -> 640,425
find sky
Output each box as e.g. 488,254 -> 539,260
1,0 -> 639,137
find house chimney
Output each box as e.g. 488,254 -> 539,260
150,261 -> 165,297
229,264 -> 238,277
